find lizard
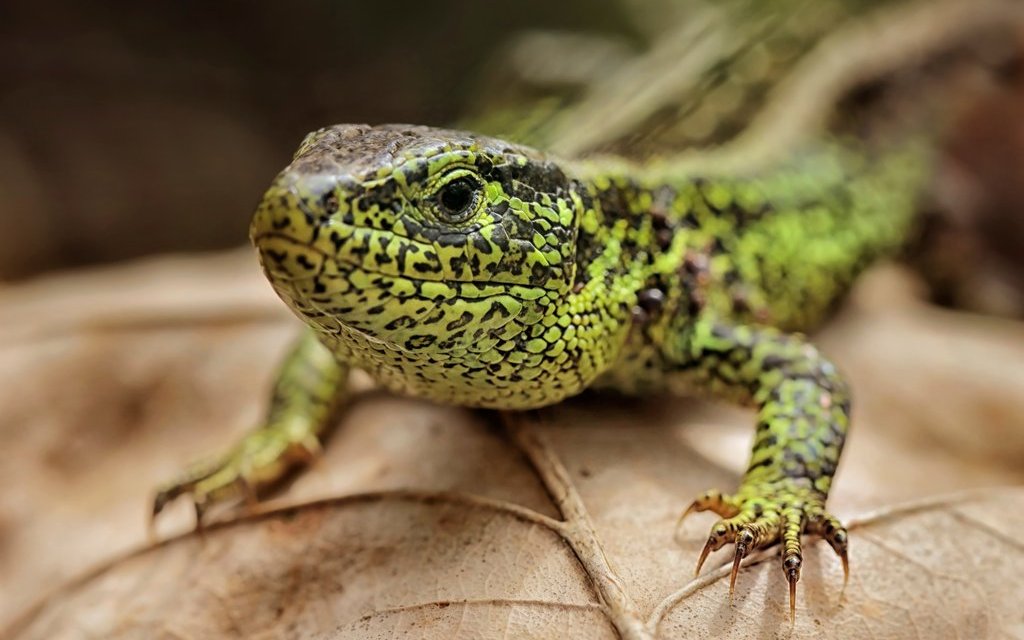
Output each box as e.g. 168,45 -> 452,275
150,0 -> 1021,621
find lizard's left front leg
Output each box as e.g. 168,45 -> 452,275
665,314 -> 850,618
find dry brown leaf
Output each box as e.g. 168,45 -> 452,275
1,252 -> 1023,639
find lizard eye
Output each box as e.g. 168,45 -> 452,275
435,175 -> 481,223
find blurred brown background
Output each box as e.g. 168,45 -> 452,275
0,0 -> 633,280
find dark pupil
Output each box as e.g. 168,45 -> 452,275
438,178 -> 475,215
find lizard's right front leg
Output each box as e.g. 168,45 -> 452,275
152,329 -> 348,524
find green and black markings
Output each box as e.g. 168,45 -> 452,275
151,0 -> 1024,621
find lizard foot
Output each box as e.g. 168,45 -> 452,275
152,426 -> 322,527
681,482 -> 849,621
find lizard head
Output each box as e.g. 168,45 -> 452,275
250,124 -> 584,356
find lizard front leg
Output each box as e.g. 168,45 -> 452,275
666,314 -> 850,618
153,329 -> 348,524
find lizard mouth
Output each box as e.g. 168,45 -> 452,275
253,229 -> 529,356
254,228 -> 553,299
252,232 -> 327,282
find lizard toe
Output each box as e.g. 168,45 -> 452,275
686,480 -> 849,619
151,427 -> 324,528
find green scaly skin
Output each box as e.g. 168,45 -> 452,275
153,123 -> 930,615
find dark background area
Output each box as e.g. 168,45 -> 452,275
0,0 -> 630,279
2,0 -> 1024,314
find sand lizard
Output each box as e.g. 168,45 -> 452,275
151,0 -> 1022,620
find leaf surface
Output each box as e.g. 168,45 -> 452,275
2,254 -> 1023,639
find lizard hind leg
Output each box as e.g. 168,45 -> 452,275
665,316 -> 852,618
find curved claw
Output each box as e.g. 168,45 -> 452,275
729,545 -> 745,596
839,546 -> 849,590
788,572 -> 797,623
784,554 -> 801,623
678,490 -> 740,537
193,497 -> 208,531
684,492 -> 741,575
694,537 -> 715,577
729,529 -> 754,595
694,522 -> 731,576
811,513 -> 850,588
835,540 -> 851,589
677,501 -> 699,531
